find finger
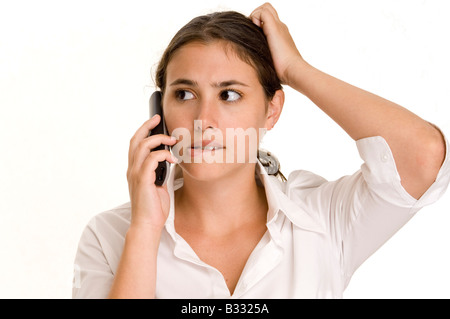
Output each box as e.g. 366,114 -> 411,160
249,4 -> 279,34
264,3 -> 280,20
132,134 -> 177,170
250,3 -> 279,22
128,114 -> 162,166
140,149 -> 177,183
249,8 -> 263,27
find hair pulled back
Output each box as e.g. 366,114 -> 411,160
155,11 -> 282,100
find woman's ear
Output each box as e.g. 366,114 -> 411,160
265,89 -> 284,130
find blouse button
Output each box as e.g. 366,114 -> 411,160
381,153 -> 389,163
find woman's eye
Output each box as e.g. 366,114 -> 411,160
175,90 -> 195,101
220,90 -> 241,102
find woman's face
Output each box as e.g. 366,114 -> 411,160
163,40 -> 282,182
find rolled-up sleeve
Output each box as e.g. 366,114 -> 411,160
338,134 -> 450,286
357,135 -> 450,209
289,132 -> 450,289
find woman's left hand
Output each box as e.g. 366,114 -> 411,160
249,2 -> 304,86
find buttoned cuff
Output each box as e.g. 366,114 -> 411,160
355,132 -> 450,209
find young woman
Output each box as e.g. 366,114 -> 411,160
73,3 -> 449,298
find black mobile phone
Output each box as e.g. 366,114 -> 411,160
148,91 -> 169,186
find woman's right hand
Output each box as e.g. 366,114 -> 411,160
127,114 -> 178,231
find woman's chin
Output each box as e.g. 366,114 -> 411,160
178,161 -> 248,183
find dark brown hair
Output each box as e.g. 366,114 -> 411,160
155,11 -> 282,100
155,11 -> 286,180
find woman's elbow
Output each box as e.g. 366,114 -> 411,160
422,127 -> 446,177
409,128 -> 446,199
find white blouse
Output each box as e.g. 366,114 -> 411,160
72,136 -> 450,298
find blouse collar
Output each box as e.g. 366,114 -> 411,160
164,161 -> 324,236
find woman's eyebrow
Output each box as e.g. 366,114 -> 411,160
213,80 -> 249,88
169,78 -> 198,87
169,79 -> 249,88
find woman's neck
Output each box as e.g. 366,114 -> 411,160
174,164 -> 268,236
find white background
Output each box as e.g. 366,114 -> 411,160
1,0 -> 449,298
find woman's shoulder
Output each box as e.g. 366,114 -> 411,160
74,203 -> 132,286
264,168 -> 334,207
84,202 -> 131,239
285,169 -> 329,191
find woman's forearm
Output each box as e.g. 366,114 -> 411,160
288,59 -> 445,199
288,59 -> 429,140
108,225 -> 161,299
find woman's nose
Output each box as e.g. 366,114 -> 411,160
195,97 -> 219,131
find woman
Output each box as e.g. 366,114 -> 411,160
73,3 -> 449,298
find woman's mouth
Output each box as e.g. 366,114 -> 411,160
191,146 -> 223,151
189,140 -> 224,156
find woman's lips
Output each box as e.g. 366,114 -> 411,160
189,140 -> 224,156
